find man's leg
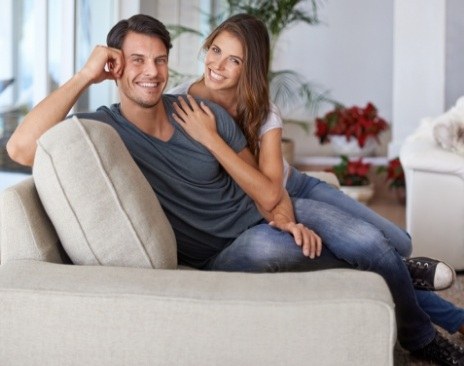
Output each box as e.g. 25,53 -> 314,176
205,223 -> 350,273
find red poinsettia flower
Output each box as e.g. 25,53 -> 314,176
327,155 -> 371,186
377,157 -> 405,189
315,102 -> 389,148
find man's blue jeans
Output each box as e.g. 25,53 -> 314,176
205,168 -> 464,351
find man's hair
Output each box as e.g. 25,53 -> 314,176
107,14 -> 172,53
202,13 -> 270,156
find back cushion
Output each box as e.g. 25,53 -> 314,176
33,117 -> 177,269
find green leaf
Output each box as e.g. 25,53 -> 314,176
166,25 -> 204,40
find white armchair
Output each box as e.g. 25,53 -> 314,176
400,118 -> 464,270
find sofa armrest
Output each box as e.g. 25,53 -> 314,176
0,260 -> 395,366
401,137 -> 464,180
0,178 -> 65,264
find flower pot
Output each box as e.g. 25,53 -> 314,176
340,183 -> 374,204
330,136 -> 377,157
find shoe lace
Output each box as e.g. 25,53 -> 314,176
406,259 -> 433,287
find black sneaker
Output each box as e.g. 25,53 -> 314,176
413,332 -> 464,365
404,257 -> 456,291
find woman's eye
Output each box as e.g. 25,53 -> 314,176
231,58 -> 240,65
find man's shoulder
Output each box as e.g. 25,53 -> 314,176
71,105 -> 116,124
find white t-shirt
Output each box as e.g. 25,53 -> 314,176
168,79 -> 290,185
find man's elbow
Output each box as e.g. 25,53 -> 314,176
6,139 -> 34,167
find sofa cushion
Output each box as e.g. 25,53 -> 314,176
0,178 -> 64,264
33,117 -> 177,269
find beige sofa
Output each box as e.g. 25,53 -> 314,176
0,118 -> 396,365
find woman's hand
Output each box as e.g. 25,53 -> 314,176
172,94 -> 218,146
269,218 -> 322,259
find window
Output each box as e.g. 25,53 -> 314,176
0,0 -> 117,172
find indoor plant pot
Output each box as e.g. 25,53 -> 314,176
328,155 -> 374,204
315,102 -> 388,157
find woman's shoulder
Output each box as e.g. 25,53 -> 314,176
166,77 -> 200,95
259,102 -> 283,136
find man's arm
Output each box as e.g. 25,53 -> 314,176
7,46 -> 124,167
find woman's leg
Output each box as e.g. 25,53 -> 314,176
286,167 -> 412,257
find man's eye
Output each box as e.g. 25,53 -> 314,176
156,58 -> 167,65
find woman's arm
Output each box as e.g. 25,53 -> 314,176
172,95 -> 283,212
172,95 -> 322,258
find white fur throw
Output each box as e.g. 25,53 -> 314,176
432,96 -> 464,155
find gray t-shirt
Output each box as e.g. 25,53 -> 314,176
74,94 -> 263,268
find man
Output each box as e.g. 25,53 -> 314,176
7,14 -> 464,365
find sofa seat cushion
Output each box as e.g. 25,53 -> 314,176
0,261 -> 396,366
33,117 -> 177,269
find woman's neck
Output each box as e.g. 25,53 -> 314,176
191,78 -> 238,119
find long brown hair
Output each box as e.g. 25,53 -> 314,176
202,14 -> 270,156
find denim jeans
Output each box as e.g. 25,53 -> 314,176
205,168 -> 464,350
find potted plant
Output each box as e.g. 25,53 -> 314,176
315,102 -> 389,157
327,155 -> 374,204
377,157 -> 406,204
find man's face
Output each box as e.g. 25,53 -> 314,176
118,31 -> 169,109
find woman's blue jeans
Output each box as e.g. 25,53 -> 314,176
205,168 -> 464,350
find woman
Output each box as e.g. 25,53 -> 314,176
169,13 -> 464,337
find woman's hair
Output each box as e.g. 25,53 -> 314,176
202,14 -> 270,156
107,14 -> 172,53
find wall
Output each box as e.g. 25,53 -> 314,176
276,0 -> 464,160
273,0 -> 394,158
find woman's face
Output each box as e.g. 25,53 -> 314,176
204,30 -> 244,92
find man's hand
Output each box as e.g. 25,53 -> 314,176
79,45 -> 124,84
